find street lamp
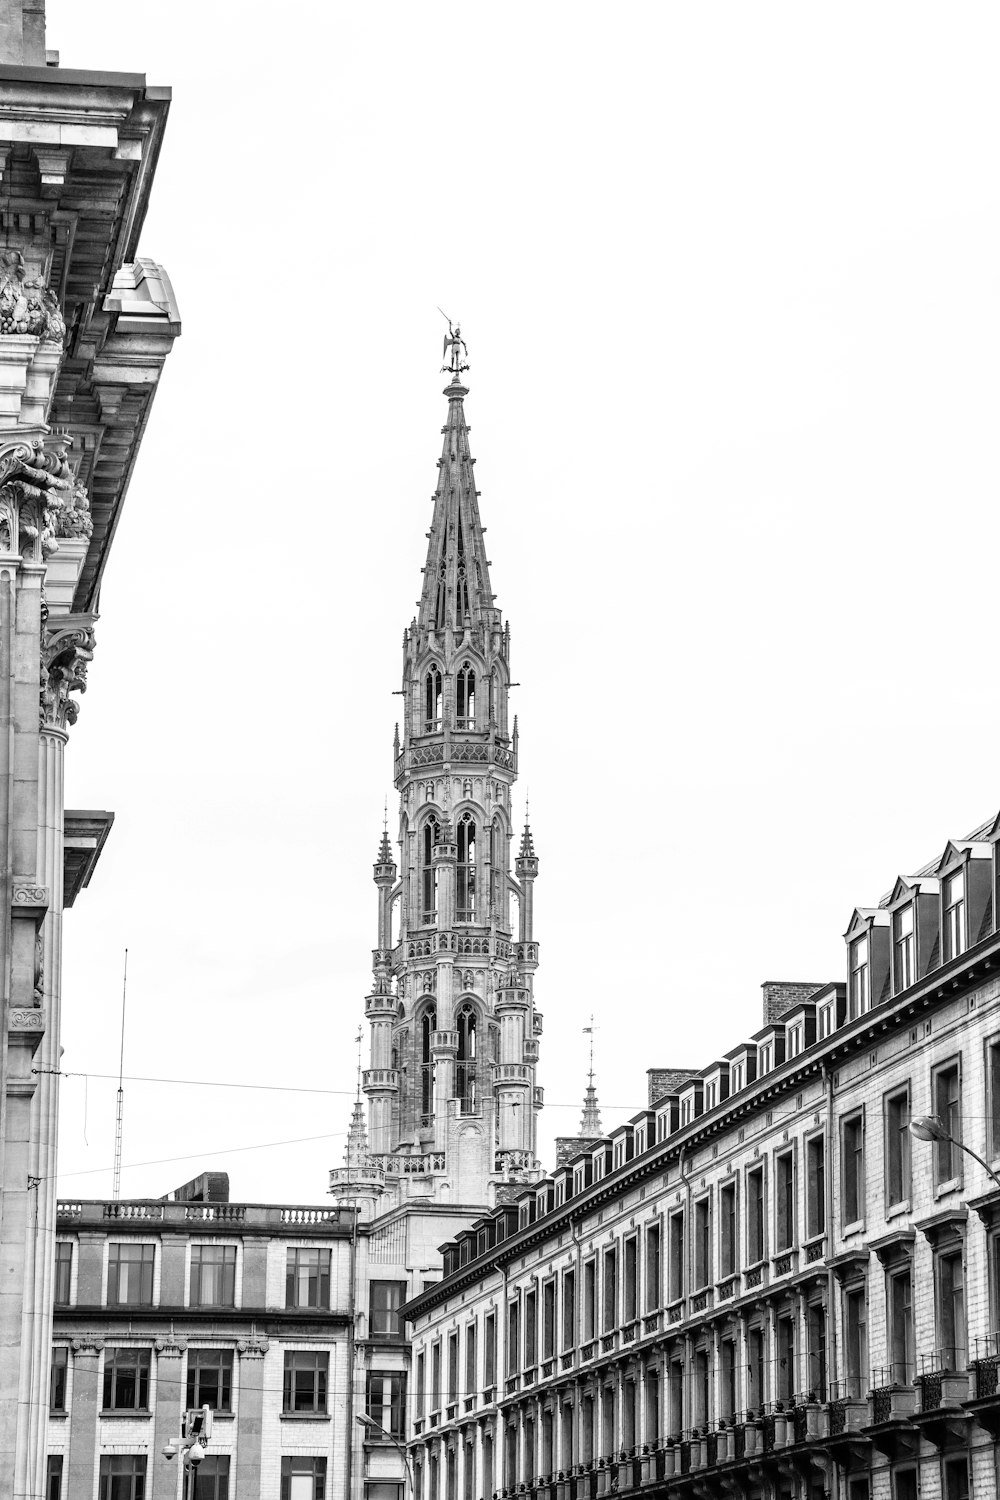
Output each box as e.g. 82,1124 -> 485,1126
357,1414 -> 414,1497
909,1113 -> 1000,1193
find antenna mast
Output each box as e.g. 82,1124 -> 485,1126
112,948 -> 128,1201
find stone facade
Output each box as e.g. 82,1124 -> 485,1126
404,814 -> 1000,1500
0,5 -> 178,1494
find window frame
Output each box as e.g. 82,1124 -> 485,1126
369,1280 -> 407,1341
106,1242 -> 155,1308
884,1085 -> 911,1212
931,1056 -> 963,1189
98,1455 -> 147,1500
186,1347 -> 234,1413
102,1346 -> 151,1413
189,1243 -> 237,1308
366,1370 -> 407,1439
280,1457 -> 327,1500
282,1350 -> 329,1415
840,1110 -> 865,1231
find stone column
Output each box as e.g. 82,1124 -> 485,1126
65,1339 -> 102,1500
150,1341 -> 186,1500
234,1337 -> 268,1495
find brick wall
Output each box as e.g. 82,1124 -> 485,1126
761,980 -> 828,1024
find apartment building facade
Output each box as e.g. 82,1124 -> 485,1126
404,816 -> 1000,1500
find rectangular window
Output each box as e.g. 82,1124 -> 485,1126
775,1152 -> 794,1252
806,1136 -> 825,1238
776,1314 -> 795,1401
602,1247 -> 617,1332
583,1260 -> 596,1339
187,1348 -> 233,1412
369,1280 -> 407,1339
942,1456 -> 970,1500
693,1199 -> 710,1289
818,1005 -> 833,1039
885,1088 -> 911,1208
448,1331 -> 459,1398
944,870 -> 966,962
416,1351 -> 426,1416
50,1346 -> 68,1413
933,1061 -> 962,1183
561,1270 -> 576,1349
937,1251 -> 966,1370
484,1313 -> 496,1386
668,1211 -> 685,1300
894,904 -> 914,991
102,1347 -> 150,1412
624,1236 -> 638,1322
367,1371 -> 406,1438
990,1037 -> 1000,1161
889,1268 -> 915,1384
720,1181 -> 737,1277
507,1300 -> 520,1370
282,1351 -> 328,1414
844,1285 -> 867,1398
524,1290 -> 537,1368
286,1248 -> 331,1310
54,1242 -> 72,1306
542,1280 -> 555,1358
644,1223 -> 660,1310
720,1339 -> 736,1420
107,1244 -> 154,1307
98,1455 -> 147,1500
842,1113 -> 864,1228
465,1322 -> 477,1401
190,1244 -> 236,1307
807,1301 -> 827,1395
850,934 -> 869,1019
747,1168 -> 765,1264
732,1062 -> 745,1092
192,1456 -> 230,1500
787,1025 -> 803,1058
280,1457 -> 326,1500
431,1342 -> 441,1413
46,1456 -> 62,1500
747,1325 -> 766,1408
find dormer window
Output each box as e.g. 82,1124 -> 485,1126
680,1098 -> 692,1126
635,1127 -> 646,1153
705,1081 -> 717,1111
574,1166 -> 586,1194
424,666 -> 443,732
944,870 -> 966,962
732,1062 -> 744,1093
456,662 -> 476,730
759,1044 -> 773,1076
613,1141 -> 625,1168
818,1004 -> 833,1039
849,934 -> 869,1020
656,1113 -> 668,1142
593,1155 -> 604,1182
787,1025 -> 803,1059
894,905 -> 914,990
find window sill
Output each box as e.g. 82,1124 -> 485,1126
100,1410 -> 152,1419
49,1411 -> 68,1419
841,1219 -> 865,1239
885,1199 -> 911,1221
935,1177 -> 963,1200
279,1412 -> 331,1422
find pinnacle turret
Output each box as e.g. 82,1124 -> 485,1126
580,1072 -> 603,1137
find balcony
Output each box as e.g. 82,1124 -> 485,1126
362,1068 -> 399,1093
968,1335 -> 1000,1437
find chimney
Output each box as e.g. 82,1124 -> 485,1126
0,1 -> 46,66
761,981 -> 828,1025
647,1067 -> 698,1107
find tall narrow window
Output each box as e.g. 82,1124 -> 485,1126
524,1290 -> 537,1368
693,1200 -> 710,1289
844,1285 -> 867,1398
425,667 -> 443,732
934,1061 -> 962,1184
457,814 -> 476,922
944,870 -> 966,962
421,819 -> 439,924
602,1247 -> 617,1333
806,1137 -> 825,1237
507,1300 -> 520,1371
775,1152 -> 794,1252
54,1242 -> 72,1305
807,1302 -> 827,1397
583,1260 -> 596,1339
842,1113 -> 865,1228
937,1250 -> 966,1370
747,1168 -> 765,1264
456,663 -> 476,729
448,1332 -> 459,1404
989,1037 -> 1000,1162
747,1326 -> 766,1411
776,1315 -> 795,1401
889,1267 -> 914,1384
644,1222 -> 661,1311
894,904 -> 914,991
720,1340 -> 736,1420
561,1269 -> 576,1350
420,1009 -> 436,1124
624,1237 -> 638,1322
456,1005 -> 477,1114
668,1212 -> 685,1301
849,934 -> 869,1019
50,1347 -> 68,1413
484,1313 -> 496,1388
720,1182 -> 737,1277
465,1323 -> 477,1403
885,1089 -> 910,1208
542,1280 -> 555,1359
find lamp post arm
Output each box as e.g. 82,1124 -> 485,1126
951,1135 -> 1000,1195
364,1419 -> 414,1495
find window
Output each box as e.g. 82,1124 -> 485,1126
720,1182 -> 737,1277
542,1279 -> 555,1358
787,1024 -> 803,1058
842,1113 -> 865,1227
644,1365 -> 660,1441
989,1037 -> 1000,1161
693,1199 -> 710,1289
747,1325 -> 766,1410
602,1247 -> 617,1332
894,904 -> 914,991
421,819 -> 439,924
431,1342 -> 441,1413
54,1242 -> 72,1305
776,1314 -> 795,1401
416,1350 -> 426,1415
464,1320 -> 477,1404
942,1456 -> 970,1500
280,1457 -> 327,1500
448,1330 -> 460,1398
806,1136 -> 825,1238
775,1152 -> 794,1252
46,1456 -> 62,1500
818,1004 -> 834,1039
705,1080 -> 717,1110
936,1251 -> 966,1370
561,1270 -> 576,1349
484,1312 -> 496,1386
186,1348 -> 233,1411
507,1299 -> 520,1369
849,935 -> 869,1019
456,814 -> 477,921
424,667 -> 442,732
50,1346 -> 68,1412
759,1043 -> 773,1075
807,1302 -> 827,1396
889,1267 -> 914,1384
732,1061 -> 745,1092
644,1223 -> 660,1310
844,1285 -> 867,1398
286,1247 -> 331,1309
456,662 -> 476,729
190,1244 -> 236,1307
192,1457 -> 230,1500
747,1167 -> 765,1264
456,1005 -> 477,1114
102,1348 -> 150,1411
885,1088 -> 910,1208
370,1280 -> 407,1340
98,1456 -> 146,1500
107,1244 -> 154,1307
367,1372 -> 405,1438
420,1008 -> 436,1123
283,1351 -> 328,1414
720,1339 -> 736,1420
668,1212 -> 685,1301
944,870 -> 966,962
933,1060 -> 962,1184
583,1259 -> 596,1339
623,1237 -> 638,1323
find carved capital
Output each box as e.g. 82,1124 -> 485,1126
0,249 -> 66,343
237,1333 -> 269,1359
41,616 -> 95,729
155,1335 -> 188,1357
0,437 -> 75,561
70,1336 -> 104,1357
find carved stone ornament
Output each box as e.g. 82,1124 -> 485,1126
8,1008 -> 45,1030
40,620 -> 95,729
71,1336 -> 104,1356
11,883 -> 48,910
155,1335 -> 188,1357
0,438 -> 75,561
52,482 -> 93,541
237,1332 -> 269,1359
0,249 -> 66,343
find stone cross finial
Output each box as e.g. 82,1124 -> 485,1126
0,0 -> 46,66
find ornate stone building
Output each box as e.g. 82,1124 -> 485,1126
0,4 -> 178,1493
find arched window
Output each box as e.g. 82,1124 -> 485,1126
420,1007 -> 437,1124
456,662 -> 476,729
457,813 -> 476,922
424,666 -> 443,732
490,818 -> 503,916
421,817 -> 439,924
457,1004 -> 477,1114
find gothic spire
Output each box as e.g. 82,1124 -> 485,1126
417,340 -> 498,640
580,1018 -> 602,1136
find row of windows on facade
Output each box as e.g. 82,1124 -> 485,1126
44,1452 -> 326,1500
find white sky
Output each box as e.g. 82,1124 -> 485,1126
47,1 -> 1000,1206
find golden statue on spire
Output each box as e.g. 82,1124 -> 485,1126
439,309 -> 469,377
